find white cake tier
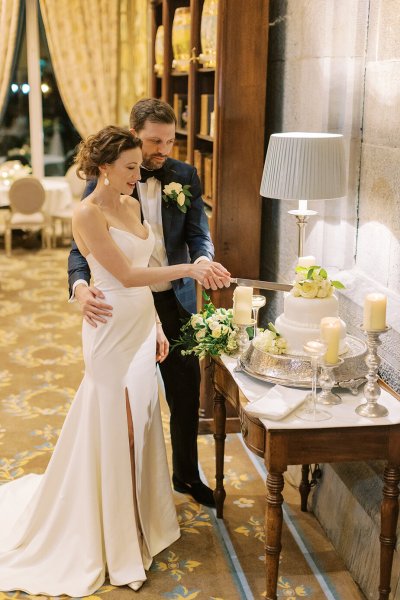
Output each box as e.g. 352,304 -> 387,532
275,293 -> 347,355
283,293 -> 339,324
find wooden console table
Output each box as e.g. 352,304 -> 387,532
212,356 -> 400,600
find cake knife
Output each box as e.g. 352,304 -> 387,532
230,278 -> 292,292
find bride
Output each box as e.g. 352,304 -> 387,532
0,126 -> 230,596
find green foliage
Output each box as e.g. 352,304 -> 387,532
172,295 -> 238,359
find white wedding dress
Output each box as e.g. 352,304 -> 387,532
0,224 -> 180,596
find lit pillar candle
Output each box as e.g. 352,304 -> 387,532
320,317 -> 341,364
297,255 -> 316,268
233,286 -> 253,324
363,293 -> 387,330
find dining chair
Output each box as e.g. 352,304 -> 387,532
4,177 -> 52,257
65,164 -> 86,201
50,205 -> 73,247
50,165 -> 85,247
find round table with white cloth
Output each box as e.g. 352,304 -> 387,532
0,177 -> 73,215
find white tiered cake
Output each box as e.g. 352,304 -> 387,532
274,257 -> 347,356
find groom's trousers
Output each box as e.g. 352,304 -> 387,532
153,289 -> 201,483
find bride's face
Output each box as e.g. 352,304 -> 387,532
106,147 -> 142,194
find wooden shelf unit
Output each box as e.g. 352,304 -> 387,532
150,0 -> 269,421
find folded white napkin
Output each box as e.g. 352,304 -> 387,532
244,385 -> 307,421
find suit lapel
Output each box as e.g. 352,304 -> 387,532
161,200 -> 173,244
160,158 -> 177,245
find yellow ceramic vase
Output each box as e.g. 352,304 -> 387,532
200,0 -> 218,68
154,25 -> 164,75
172,7 -> 191,72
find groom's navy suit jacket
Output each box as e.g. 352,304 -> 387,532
68,157 -> 214,314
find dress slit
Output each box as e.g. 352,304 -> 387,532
125,389 -> 143,544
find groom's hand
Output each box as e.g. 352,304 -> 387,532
197,259 -> 231,290
75,284 -> 113,327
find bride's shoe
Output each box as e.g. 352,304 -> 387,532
128,580 -> 145,591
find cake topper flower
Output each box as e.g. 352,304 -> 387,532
292,265 -> 345,299
162,182 -> 192,213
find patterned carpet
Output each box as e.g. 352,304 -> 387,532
0,247 -> 365,600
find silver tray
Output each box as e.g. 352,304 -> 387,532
239,335 -> 368,394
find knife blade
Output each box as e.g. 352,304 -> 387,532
230,277 -> 292,292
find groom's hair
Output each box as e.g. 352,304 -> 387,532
130,98 -> 177,132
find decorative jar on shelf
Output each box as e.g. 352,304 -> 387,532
154,25 -> 164,75
199,0 -> 218,68
172,7 -> 191,72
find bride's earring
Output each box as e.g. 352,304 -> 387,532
104,172 -> 110,186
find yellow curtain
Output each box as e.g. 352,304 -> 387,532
118,0 -> 148,125
0,0 -> 21,117
40,0 -> 148,138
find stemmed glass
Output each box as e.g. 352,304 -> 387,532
296,340 -> 332,421
251,294 -> 266,338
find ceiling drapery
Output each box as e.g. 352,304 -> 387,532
0,0 -> 21,118
39,0 -> 148,138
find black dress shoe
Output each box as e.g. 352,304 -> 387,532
173,475 -> 216,507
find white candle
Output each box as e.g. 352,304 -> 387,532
363,293 -> 387,330
297,255 -> 316,268
233,286 -> 253,324
320,317 -> 341,364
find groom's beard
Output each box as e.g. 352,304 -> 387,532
142,154 -> 168,170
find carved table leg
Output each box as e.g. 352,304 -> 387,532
265,470 -> 284,600
299,464 -> 311,512
379,464 -> 400,599
213,390 -> 226,518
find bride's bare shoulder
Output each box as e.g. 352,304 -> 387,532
120,195 -> 140,215
120,195 -> 139,207
73,198 -> 104,225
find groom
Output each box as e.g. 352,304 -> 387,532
68,98 -> 226,507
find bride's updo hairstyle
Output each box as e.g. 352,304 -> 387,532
74,126 -> 142,180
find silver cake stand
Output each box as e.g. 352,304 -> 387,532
239,335 -> 368,394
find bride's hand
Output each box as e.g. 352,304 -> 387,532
156,323 -> 169,363
189,261 -> 231,290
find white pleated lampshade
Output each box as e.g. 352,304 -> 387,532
260,132 -> 346,200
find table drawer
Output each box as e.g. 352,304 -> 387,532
239,402 -> 265,457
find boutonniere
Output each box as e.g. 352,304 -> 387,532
162,182 -> 192,213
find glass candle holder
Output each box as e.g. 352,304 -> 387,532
296,340 -> 332,422
251,294 -> 266,338
233,319 -> 256,373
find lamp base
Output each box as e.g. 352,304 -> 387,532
287,210 -> 318,257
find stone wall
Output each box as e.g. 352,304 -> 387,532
261,1 -> 400,597
261,0 -> 400,392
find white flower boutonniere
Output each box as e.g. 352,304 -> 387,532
162,182 -> 192,213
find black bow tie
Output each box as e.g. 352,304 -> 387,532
140,166 -> 167,184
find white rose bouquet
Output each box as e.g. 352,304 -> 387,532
172,292 -> 238,358
162,181 -> 192,213
292,265 -> 344,299
253,323 -> 288,355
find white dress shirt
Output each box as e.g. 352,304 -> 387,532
137,177 -> 172,292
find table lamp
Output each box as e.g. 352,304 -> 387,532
260,132 -> 346,257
